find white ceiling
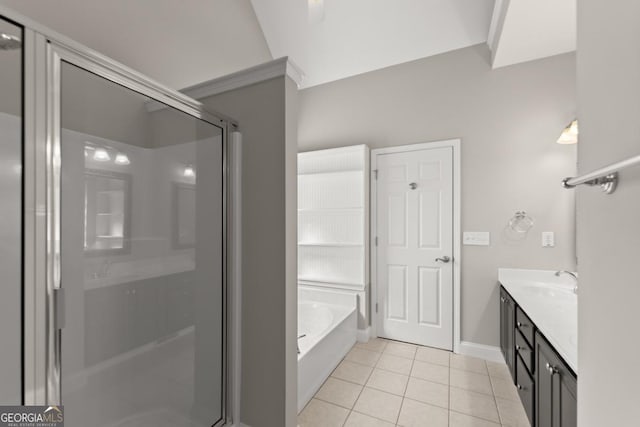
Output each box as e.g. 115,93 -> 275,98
250,0 -> 495,88
0,0 -> 575,91
0,0 -> 272,89
489,0 -> 576,69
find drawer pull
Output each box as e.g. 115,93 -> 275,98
545,362 -> 558,375
517,384 -> 526,391
517,321 -> 528,328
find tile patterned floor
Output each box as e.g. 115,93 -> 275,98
298,338 -> 530,427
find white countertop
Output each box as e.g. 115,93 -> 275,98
498,268 -> 578,374
84,254 -> 195,290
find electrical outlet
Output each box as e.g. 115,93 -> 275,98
542,231 -> 555,248
463,232 -> 490,246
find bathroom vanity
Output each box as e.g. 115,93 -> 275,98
498,269 -> 577,427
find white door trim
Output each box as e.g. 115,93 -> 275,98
370,139 -> 461,354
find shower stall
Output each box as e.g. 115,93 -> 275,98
0,7 -> 238,427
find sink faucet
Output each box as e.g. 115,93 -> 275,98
555,270 -> 578,294
92,260 -> 113,279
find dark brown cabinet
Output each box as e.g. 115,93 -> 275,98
515,329 -> 535,373
499,285 -> 577,427
535,332 -> 577,427
500,287 -> 516,379
516,353 -> 535,425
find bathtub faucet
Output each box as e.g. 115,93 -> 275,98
297,334 -> 306,355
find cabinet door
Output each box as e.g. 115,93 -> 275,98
133,277 -> 164,346
84,283 -> 133,366
516,354 -> 535,426
166,271 -> 196,334
535,331 -> 577,427
500,287 -> 516,381
559,377 -> 577,427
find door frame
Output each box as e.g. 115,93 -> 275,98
370,139 -> 461,353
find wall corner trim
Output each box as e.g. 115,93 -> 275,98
182,57 -> 303,101
457,341 -> 505,363
486,0 -> 511,68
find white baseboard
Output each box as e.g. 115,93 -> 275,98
457,341 -> 505,363
357,327 -> 371,343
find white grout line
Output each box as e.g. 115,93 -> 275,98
480,359 -> 503,425
394,354 -> 417,426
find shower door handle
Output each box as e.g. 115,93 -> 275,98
54,288 -> 66,330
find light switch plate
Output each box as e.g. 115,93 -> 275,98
542,231 -> 555,248
463,231 -> 490,246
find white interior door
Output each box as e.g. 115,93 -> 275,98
375,146 -> 454,350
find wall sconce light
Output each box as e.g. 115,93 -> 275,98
557,120 -> 578,144
114,152 -> 130,165
183,165 -> 196,178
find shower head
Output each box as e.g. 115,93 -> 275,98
0,33 -> 21,51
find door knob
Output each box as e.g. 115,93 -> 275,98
409,182 -> 417,190
435,256 -> 451,263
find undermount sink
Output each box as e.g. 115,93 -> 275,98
520,284 -> 576,298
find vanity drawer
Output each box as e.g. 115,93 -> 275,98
516,354 -> 535,426
515,329 -> 534,374
516,306 -> 535,346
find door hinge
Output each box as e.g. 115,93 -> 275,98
375,236 -> 378,246
375,303 -> 378,313
373,169 -> 378,180
54,288 -> 66,330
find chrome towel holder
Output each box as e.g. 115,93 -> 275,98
562,153 -> 640,194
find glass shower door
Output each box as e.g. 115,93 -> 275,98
0,15 -> 23,405
58,59 -> 226,427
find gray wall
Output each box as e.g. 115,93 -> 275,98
284,77 -> 299,427
577,2 -> 640,425
200,76 -> 298,427
298,44 -> 577,347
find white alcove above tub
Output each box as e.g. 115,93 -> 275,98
298,144 -> 370,333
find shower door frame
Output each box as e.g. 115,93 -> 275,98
3,5 -> 239,426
